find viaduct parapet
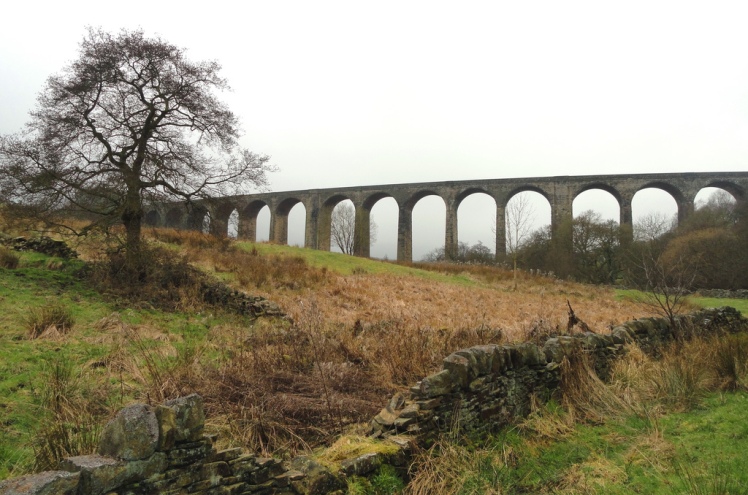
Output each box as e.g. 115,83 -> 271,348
145,172 -> 748,261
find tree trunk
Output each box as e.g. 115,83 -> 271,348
122,185 -> 143,271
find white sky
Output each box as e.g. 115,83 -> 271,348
2,1 -> 747,259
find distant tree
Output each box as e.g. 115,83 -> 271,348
634,211 -> 676,242
504,193 -> 536,287
330,203 -> 377,255
681,189 -> 737,232
572,210 -> 622,284
421,241 -> 493,263
0,28 -> 274,270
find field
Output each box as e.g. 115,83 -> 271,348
0,229 -> 746,493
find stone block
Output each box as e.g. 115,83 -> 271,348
459,345 -> 497,376
490,346 -> 509,373
513,342 -> 546,366
610,326 -> 633,344
0,470 -> 79,495
582,332 -> 613,349
60,453 -> 167,495
340,453 -> 382,476
442,354 -> 471,388
288,456 -> 346,495
98,403 -> 160,460
164,394 -> 205,442
155,405 -> 177,451
418,369 -> 457,398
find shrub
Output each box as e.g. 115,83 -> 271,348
87,243 -> 204,311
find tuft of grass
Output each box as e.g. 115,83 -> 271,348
0,247 -> 19,269
26,303 -> 76,339
709,333 -> 748,391
32,356 -> 104,472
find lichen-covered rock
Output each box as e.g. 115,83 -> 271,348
513,342 -> 546,366
610,326 -> 634,344
465,345 -> 500,375
155,404 -> 177,451
442,354 -> 472,388
581,332 -> 613,349
164,394 -> 205,442
289,456 -> 345,495
0,471 -> 79,495
418,369 -> 457,398
341,453 -> 382,476
98,403 -> 159,460
60,453 -> 167,495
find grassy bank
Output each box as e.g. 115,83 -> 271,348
1,231 -> 745,487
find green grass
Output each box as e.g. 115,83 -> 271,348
616,288 -> 748,315
237,241 -> 480,285
687,296 -> 748,314
0,252 -> 251,478
419,391 -> 748,494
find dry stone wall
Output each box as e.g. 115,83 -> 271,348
369,307 -> 747,443
2,307 -> 746,495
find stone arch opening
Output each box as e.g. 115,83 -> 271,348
227,209 -> 239,238
504,189 -> 552,255
410,192 -> 446,261
211,203 -> 237,238
573,186 -> 621,224
456,190 -> 496,260
186,206 -> 210,232
240,200 -> 271,242
256,205 -> 271,242
238,200 -> 270,242
330,199 -> 356,254
632,187 -> 679,241
690,186 -> 739,230
165,207 -> 184,228
695,186 -> 739,208
287,203 -> 306,247
273,198 -> 305,246
365,194 -> 398,260
144,209 -> 161,227
319,194 -> 353,254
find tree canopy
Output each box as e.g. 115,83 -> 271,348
0,28 -> 274,266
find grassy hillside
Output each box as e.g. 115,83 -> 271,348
1,230 -> 746,492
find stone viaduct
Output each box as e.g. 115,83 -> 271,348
144,172 -> 748,262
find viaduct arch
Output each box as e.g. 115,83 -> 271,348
146,172 -> 748,262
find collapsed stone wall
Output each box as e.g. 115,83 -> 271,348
2,307 -> 745,495
0,235 -> 79,259
696,289 -> 748,299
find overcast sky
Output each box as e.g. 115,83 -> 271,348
2,1 -> 747,259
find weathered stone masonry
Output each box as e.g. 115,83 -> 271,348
2,307 -> 746,495
145,172 -> 748,261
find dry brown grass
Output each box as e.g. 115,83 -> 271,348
60,229 -> 666,459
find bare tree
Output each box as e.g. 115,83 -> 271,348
330,203 -> 377,255
505,193 -> 536,287
0,28 -> 274,270
632,243 -> 697,331
634,211 -> 676,242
